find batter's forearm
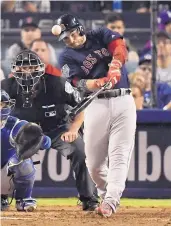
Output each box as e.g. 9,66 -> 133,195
85,80 -> 101,91
69,111 -> 84,131
74,78 -> 107,92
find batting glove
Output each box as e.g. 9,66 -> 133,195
107,59 -> 122,86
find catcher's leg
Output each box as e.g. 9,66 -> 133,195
1,163 -> 14,211
8,154 -> 37,212
51,133 -> 99,211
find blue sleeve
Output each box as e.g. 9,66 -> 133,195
58,52 -> 83,81
157,83 -> 171,108
88,27 -> 123,46
11,120 -> 28,139
41,135 -> 51,150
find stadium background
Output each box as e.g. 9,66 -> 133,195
1,0 -> 171,199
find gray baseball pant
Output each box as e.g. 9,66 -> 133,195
84,94 -> 136,211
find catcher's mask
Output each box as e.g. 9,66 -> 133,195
0,89 -> 16,128
11,50 -> 45,107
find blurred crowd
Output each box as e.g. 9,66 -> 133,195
1,1 -> 171,111
1,1 -> 171,13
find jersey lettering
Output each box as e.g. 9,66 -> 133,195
94,50 -> 103,58
81,48 -> 110,75
81,66 -> 89,75
101,48 -> 110,57
83,60 -> 93,69
86,54 -> 97,64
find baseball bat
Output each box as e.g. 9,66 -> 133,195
68,81 -> 112,119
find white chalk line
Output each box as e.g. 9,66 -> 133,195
1,217 -> 34,220
1,216 -> 61,220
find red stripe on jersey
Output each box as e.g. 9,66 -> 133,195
108,39 -> 128,64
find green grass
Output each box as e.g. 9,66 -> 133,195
33,198 -> 171,207
120,198 -> 171,207
10,198 -> 171,207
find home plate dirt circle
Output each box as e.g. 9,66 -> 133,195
1,206 -> 171,226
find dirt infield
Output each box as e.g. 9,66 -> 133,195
1,206 -> 171,226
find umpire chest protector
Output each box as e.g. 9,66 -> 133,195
1,75 -> 79,132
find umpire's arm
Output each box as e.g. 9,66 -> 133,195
60,80 -> 84,142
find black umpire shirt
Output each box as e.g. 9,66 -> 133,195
1,74 -> 81,133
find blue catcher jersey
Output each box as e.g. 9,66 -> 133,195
59,27 -> 130,89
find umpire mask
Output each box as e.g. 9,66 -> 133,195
11,50 -> 45,107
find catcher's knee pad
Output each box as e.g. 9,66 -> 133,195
8,154 -> 36,200
15,198 -> 37,212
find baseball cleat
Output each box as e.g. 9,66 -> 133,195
95,201 -> 113,217
1,195 -> 10,211
16,198 -> 37,212
82,197 -> 99,211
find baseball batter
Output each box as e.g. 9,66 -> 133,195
52,14 -> 136,217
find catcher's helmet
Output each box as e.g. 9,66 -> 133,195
0,89 -> 15,125
56,14 -> 85,41
11,50 -> 45,93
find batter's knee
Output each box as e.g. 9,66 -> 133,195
86,165 -> 100,177
86,159 -> 108,175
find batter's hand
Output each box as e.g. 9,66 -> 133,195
95,77 -> 110,88
86,78 -> 113,91
61,129 -> 79,143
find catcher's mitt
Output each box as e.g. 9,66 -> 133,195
15,122 -> 44,161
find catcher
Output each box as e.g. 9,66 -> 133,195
1,89 -> 51,211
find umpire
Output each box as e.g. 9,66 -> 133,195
1,50 -> 98,211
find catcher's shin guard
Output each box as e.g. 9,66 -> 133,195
7,154 -> 36,209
